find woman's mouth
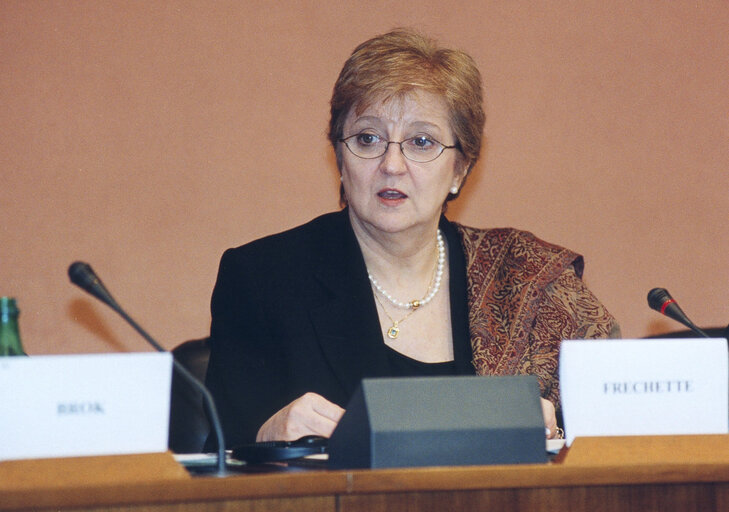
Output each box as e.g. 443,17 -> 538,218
377,189 -> 408,200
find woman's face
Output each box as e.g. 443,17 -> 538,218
340,90 -> 465,238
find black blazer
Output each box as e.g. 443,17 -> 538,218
205,209 -> 473,447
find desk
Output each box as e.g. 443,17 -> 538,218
2,436 -> 729,512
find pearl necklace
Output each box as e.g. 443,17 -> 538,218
368,229 -> 446,311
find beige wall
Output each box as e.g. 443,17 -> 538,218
2,1 -> 728,354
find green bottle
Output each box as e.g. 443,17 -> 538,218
0,297 -> 26,356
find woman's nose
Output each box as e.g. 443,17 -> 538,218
379,142 -> 408,175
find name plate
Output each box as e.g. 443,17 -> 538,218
560,338 -> 728,444
0,352 -> 172,461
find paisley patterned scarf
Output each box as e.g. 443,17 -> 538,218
457,225 -> 619,405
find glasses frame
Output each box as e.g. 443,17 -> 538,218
338,133 -> 459,163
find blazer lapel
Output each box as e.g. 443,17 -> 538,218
308,212 -> 390,398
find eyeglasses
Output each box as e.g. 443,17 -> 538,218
338,133 -> 458,163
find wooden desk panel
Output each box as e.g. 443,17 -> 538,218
56,496 -> 336,512
0,454 -> 346,511
340,484 -> 729,512
4,437 -> 729,512
14,481 -> 729,512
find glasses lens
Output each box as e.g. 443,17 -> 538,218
401,136 -> 444,163
346,133 -> 386,158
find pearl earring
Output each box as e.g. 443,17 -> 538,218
450,186 -> 459,194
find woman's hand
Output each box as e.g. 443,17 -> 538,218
257,393 -> 559,441
541,398 -> 560,439
256,392 -> 345,442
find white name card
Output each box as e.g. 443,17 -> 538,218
0,352 -> 172,461
560,338 -> 728,445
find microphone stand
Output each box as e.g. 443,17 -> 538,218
69,262 -> 230,477
119,309 -> 229,477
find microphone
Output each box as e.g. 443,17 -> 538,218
647,287 -> 710,338
68,262 -> 230,476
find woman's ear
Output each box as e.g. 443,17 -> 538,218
450,161 -> 473,196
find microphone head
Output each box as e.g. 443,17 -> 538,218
647,287 -> 672,312
646,287 -> 709,337
68,261 -> 118,310
68,261 -> 96,289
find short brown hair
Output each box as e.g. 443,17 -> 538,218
329,29 -> 485,203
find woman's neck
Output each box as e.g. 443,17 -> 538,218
350,215 -> 443,301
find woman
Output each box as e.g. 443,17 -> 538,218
205,29 -> 619,448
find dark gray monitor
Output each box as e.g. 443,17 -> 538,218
328,375 -> 548,469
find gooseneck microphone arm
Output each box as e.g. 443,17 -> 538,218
647,287 -> 710,338
68,262 -> 229,476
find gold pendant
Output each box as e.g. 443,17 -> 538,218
387,322 -> 400,339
